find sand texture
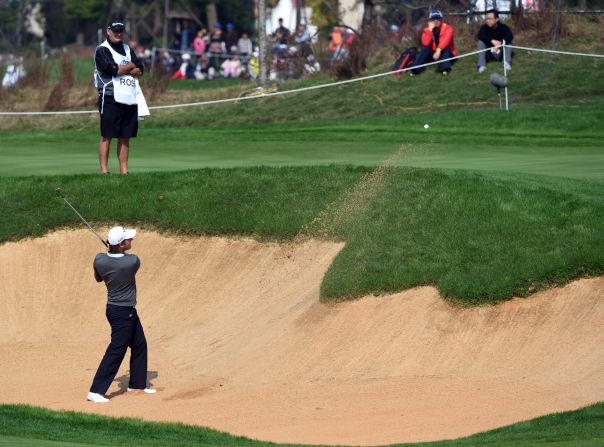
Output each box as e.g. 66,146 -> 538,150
1,230 -> 602,445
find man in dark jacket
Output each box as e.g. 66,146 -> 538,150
477,9 -> 513,73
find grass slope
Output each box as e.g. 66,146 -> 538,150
0,165 -> 602,303
0,403 -> 603,447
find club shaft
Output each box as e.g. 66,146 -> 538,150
58,194 -> 108,247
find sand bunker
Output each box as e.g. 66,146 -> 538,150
1,230 -> 602,445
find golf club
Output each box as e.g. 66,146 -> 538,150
55,188 -> 108,247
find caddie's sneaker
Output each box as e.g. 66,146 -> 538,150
127,387 -> 157,394
478,65 -> 487,73
87,392 -> 109,403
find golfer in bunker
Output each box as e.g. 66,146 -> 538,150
87,226 -> 156,403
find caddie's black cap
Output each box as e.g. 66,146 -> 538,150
107,20 -> 125,32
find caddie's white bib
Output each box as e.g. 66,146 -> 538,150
98,40 -> 137,105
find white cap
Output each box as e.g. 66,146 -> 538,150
107,226 -> 136,246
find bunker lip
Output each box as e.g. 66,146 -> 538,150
1,229 -> 603,446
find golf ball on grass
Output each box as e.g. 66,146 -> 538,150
424,123 -> 430,129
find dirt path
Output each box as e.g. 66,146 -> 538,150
1,230 -> 602,445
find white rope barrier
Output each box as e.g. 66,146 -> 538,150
0,44 -> 602,116
508,45 -> 604,58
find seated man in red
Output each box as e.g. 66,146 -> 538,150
410,10 -> 457,76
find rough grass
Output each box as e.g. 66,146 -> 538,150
1,21 -> 603,131
316,167 -> 604,303
0,402 -> 603,447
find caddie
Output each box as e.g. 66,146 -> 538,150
94,19 -> 144,175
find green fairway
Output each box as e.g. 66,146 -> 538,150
1,106 -> 603,180
1,403 -> 603,447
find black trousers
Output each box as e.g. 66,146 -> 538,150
411,45 -> 456,74
90,304 -> 148,395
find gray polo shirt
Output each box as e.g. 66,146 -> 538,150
93,252 -> 141,307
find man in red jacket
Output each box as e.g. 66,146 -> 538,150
410,10 -> 458,76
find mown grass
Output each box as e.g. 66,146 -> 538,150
0,164 -> 602,303
1,105 -> 603,178
1,402 -> 603,447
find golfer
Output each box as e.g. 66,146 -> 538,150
87,226 -> 156,403
94,19 -> 144,175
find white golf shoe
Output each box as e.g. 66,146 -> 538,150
127,387 -> 157,394
87,392 -> 110,403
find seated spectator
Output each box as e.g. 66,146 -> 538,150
410,10 -> 457,76
2,64 -> 22,88
195,54 -> 215,80
477,9 -> 513,73
221,53 -> 242,78
328,25 -> 344,61
172,53 -> 194,80
294,24 -> 312,57
162,51 -> 176,75
238,32 -> 253,62
248,50 -> 260,79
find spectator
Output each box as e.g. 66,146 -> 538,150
221,53 -> 242,78
2,62 -> 25,88
238,32 -> 253,61
193,29 -> 207,59
328,25 -> 344,61
275,18 -> 290,45
171,53 -> 194,80
477,9 -> 513,73
161,51 -> 176,75
181,20 -> 192,52
208,24 -> 226,70
410,10 -> 457,76
171,23 -> 182,52
248,50 -> 260,79
225,23 -> 239,54
195,54 -> 216,80
294,24 -> 312,57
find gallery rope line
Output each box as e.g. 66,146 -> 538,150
508,45 -> 604,58
0,44 -> 602,116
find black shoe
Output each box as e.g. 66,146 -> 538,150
101,172 -> 111,176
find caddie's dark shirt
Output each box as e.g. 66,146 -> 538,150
94,40 -> 144,78
477,22 -> 513,46
93,253 -> 141,307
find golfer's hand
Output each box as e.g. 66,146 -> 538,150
492,39 -> 502,47
130,67 -> 142,77
433,48 -> 441,60
428,21 -> 436,31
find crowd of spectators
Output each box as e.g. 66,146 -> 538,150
128,18 -> 332,82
